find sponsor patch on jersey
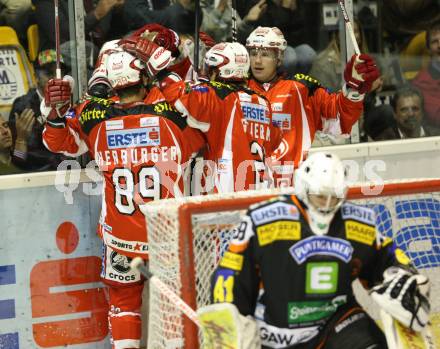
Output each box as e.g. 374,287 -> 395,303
345,220 -> 376,245
80,108 -> 107,124
341,202 -> 375,225
238,92 -> 252,102
240,102 -> 269,124
272,113 -> 291,130
271,102 -> 283,112
289,236 -> 353,264
287,296 -> 347,325
105,234 -> 149,254
140,116 -> 159,127
217,158 -> 231,174
102,248 -> 141,284
65,108 -> 75,119
191,85 -> 209,93
257,221 -> 301,246
105,119 -> 124,130
251,202 -> 299,225
259,319 -> 319,347
107,127 -> 160,149
219,251 -> 244,271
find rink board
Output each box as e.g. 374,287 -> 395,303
0,174 -> 110,349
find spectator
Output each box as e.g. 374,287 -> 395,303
32,0 -> 126,53
200,0 -> 232,42
0,115 -> 22,174
8,49 -> 66,171
123,0 -> 201,35
411,21 -> 440,135
309,19 -> 368,92
237,0 -> 316,73
363,104 -> 398,141
0,0 -> 32,45
391,85 -> 428,139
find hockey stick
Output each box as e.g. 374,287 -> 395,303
338,0 -> 360,55
380,309 -> 401,349
54,0 -> 62,79
194,0 -> 201,77
231,0 -> 238,42
130,257 -> 201,327
380,309 -> 436,349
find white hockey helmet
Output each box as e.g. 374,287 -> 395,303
295,152 -> 348,236
246,27 -> 287,53
204,42 -> 250,81
106,51 -> 146,90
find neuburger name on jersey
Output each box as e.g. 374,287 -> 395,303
95,145 -> 179,167
289,236 -> 354,264
258,320 -> 319,349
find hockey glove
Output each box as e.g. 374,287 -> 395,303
197,303 -> 261,349
370,267 -> 430,332
343,54 -> 380,94
120,38 -> 174,77
42,77 -> 73,121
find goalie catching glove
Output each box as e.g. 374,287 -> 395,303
197,303 -> 261,349
41,76 -> 73,121
119,38 -> 174,77
343,54 -> 379,94
370,267 -> 430,332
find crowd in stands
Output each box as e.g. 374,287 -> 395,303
0,0 -> 440,175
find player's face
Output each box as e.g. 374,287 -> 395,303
428,30 -> 440,63
308,194 -> 341,213
0,116 -> 12,150
249,48 -> 279,83
394,95 -> 423,133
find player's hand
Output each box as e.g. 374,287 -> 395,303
370,267 -> 430,332
136,39 -> 174,76
43,77 -> 72,120
343,54 -> 380,94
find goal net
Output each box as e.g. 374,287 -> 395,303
141,179 -> 440,349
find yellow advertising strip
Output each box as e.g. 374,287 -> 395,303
345,220 -> 376,245
257,221 -> 301,246
219,252 -> 244,271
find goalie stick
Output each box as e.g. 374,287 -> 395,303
130,257 -> 201,326
338,0 -> 360,55
380,309 -> 436,349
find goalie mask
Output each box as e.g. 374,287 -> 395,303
106,51 -> 146,90
295,152 -> 348,236
203,42 -> 250,81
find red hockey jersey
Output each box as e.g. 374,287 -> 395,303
43,96 -> 204,258
248,74 -> 363,186
162,80 -> 282,192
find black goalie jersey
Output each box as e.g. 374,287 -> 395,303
211,194 -> 412,348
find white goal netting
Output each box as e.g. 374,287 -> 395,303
140,180 -> 440,349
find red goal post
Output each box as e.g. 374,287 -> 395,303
141,179 -> 440,349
